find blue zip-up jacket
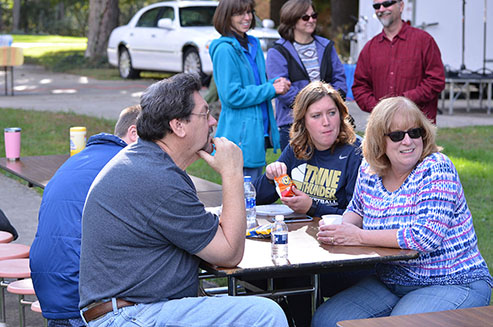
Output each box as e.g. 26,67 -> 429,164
209,34 -> 280,168
29,133 -> 127,320
266,36 -> 347,127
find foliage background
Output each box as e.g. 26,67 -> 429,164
1,0 -> 359,60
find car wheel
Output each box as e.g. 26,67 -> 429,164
183,48 -> 202,76
118,47 -> 140,79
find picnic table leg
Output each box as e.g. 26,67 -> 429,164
487,80 -> 493,115
10,67 -> 13,96
449,81 -> 454,115
0,278 -> 5,322
311,273 -> 321,315
228,276 -> 237,296
3,67 -> 6,96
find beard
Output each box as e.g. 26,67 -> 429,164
377,12 -> 394,27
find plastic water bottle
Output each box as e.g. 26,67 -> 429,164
271,215 -> 288,263
244,176 -> 257,229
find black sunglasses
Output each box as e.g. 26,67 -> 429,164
385,128 -> 424,142
372,0 -> 399,10
300,12 -> 318,21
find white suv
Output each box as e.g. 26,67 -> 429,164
107,0 -> 280,79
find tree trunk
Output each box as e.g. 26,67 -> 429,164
330,0 -> 358,37
57,2 -> 65,21
85,0 -> 119,60
13,0 -> 22,32
329,0 -> 359,59
269,0 -> 286,26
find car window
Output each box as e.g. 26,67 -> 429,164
179,6 -> 216,27
136,7 -> 161,27
159,7 -> 175,21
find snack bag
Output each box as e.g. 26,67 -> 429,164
274,174 -> 295,197
246,223 -> 273,239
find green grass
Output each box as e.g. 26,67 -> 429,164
4,35 -> 493,280
13,34 -> 174,80
1,107 -> 491,274
0,108 -> 116,156
13,35 -> 87,44
435,127 -> 493,263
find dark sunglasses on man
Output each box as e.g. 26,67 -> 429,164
385,128 -> 424,142
300,12 -> 318,21
373,0 -> 399,10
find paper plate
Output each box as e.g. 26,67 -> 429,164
256,204 -> 294,217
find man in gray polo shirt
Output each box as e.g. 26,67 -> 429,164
78,73 -> 288,326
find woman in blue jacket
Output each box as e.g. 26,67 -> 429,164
210,0 -> 290,179
267,0 -> 347,151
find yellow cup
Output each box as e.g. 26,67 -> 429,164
70,126 -> 86,156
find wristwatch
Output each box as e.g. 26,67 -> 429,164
307,200 -> 317,217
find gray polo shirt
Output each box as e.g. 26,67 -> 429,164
79,139 -> 219,308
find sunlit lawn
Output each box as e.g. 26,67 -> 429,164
12,34 -> 173,80
3,35 -> 493,288
13,34 -> 87,58
0,107 -> 491,275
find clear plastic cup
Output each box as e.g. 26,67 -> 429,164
322,214 -> 343,225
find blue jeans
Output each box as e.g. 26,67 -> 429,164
82,296 -> 288,327
48,318 -> 85,327
279,125 -> 291,152
311,276 -> 491,327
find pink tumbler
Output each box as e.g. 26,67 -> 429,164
4,127 -> 21,161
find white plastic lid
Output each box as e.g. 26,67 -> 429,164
4,127 -> 21,132
275,215 -> 284,221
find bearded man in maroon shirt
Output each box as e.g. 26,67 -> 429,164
352,0 -> 445,123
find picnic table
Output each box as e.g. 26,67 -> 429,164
0,154 -> 222,206
0,46 -> 24,96
202,215 -> 418,314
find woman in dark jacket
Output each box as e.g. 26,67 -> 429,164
266,0 -> 347,150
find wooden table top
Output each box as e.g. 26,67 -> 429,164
203,218 -> 418,278
337,305 -> 493,327
0,154 -> 69,188
0,154 -> 223,206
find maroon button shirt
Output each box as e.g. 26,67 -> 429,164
352,22 -> 445,123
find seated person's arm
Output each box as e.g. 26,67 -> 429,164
318,209 -> 399,248
196,137 -> 246,267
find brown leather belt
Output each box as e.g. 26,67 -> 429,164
82,299 -> 135,323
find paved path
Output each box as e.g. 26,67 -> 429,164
1,64 -> 493,326
3,65 -> 493,130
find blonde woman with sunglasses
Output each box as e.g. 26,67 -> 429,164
312,97 -> 492,326
266,0 -> 347,151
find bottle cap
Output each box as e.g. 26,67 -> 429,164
244,176 -> 252,182
70,126 -> 86,132
275,215 -> 284,221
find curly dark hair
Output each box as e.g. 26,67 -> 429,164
137,73 -> 201,141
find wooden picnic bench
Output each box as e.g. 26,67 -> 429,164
337,305 -> 493,327
0,46 -> 24,96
